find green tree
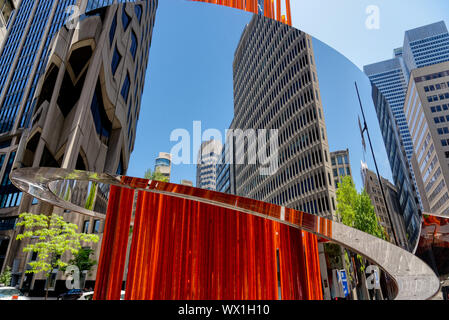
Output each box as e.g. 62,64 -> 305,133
16,213 -> 99,300
336,176 -> 385,239
0,266 -> 11,286
66,247 -> 97,289
336,176 -> 386,299
144,168 -> 169,182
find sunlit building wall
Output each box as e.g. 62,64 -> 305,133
404,61 -> 449,217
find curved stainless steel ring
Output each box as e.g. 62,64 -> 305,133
10,167 -> 441,300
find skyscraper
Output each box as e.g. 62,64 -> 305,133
402,21 -> 449,74
0,0 -> 158,294
404,61 -> 449,216
196,139 -> 222,190
230,15 -> 337,219
363,21 -> 449,248
154,152 -> 172,181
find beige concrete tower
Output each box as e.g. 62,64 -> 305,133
155,152 -> 172,181
404,61 -> 449,216
231,15 -> 336,219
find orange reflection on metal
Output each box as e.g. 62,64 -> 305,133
416,213 -> 449,280
191,0 -> 292,26
93,185 -> 134,300
93,183 -> 323,300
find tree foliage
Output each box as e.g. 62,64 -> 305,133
336,176 -> 385,240
65,247 -> 97,280
0,266 -> 11,286
144,168 -> 169,182
16,213 -> 99,298
16,213 -> 99,277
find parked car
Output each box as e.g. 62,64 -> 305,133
57,289 -> 83,300
77,290 -> 125,300
0,287 -> 30,300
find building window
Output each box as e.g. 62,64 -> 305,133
0,217 -> 16,231
134,4 -> 142,23
92,220 -> 100,234
121,73 -> 131,103
83,220 -> 90,233
91,83 -> 112,146
337,156 -> 343,165
111,46 -> 121,75
130,31 -> 138,60
122,6 -> 131,30
116,156 -> 124,175
109,13 -> 117,46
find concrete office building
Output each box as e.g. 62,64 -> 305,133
0,0 -> 158,295
404,61 -> 449,216
230,15 -> 337,220
154,152 -> 172,181
196,139 -> 222,190
361,162 -> 409,249
330,149 -> 352,189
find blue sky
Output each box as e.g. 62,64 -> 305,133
127,0 -> 449,192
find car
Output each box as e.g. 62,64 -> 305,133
57,289 -> 83,300
77,290 -> 125,300
0,287 -> 30,300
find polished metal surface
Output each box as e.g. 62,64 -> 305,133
10,167 -> 441,300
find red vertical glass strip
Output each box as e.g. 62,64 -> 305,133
93,185 -> 134,300
120,190 -> 322,300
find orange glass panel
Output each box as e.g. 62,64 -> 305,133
94,186 -> 323,300
191,0 -> 292,25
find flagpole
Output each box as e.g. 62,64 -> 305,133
355,82 -> 400,247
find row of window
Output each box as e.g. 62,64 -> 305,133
331,154 -> 349,166
427,92 -> 449,103
430,104 -> 449,113
424,82 -> 449,92
433,115 -> 449,124
82,219 -> 101,234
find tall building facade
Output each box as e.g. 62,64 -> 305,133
330,149 -> 352,189
230,15 -> 337,219
363,21 -> 449,248
361,162 -> 409,249
196,139 -> 222,190
154,152 -> 172,181
0,0 -> 158,295
402,21 -> 449,74
404,61 -> 449,216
